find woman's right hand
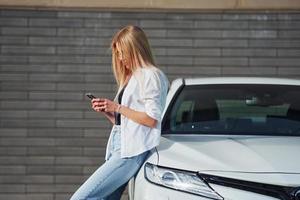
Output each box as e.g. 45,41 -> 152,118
91,98 -> 116,124
91,98 -> 105,113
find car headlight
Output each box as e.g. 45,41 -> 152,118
144,163 -> 223,200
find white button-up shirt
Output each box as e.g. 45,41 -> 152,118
105,67 -> 170,159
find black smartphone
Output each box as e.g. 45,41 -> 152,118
86,93 -> 96,100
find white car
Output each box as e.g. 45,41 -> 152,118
128,77 -> 300,200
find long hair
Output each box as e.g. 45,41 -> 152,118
111,25 -> 156,91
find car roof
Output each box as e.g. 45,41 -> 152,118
183,77 -> 300,86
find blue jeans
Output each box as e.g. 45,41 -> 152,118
70,125 -> 150,200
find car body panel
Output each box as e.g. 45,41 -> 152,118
130,77 -> 300,200
157,135 -> 300,186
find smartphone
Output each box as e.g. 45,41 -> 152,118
86,93 -> 96,100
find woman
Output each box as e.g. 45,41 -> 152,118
70,25 -> 169,200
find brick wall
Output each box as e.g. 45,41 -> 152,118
0,9 -> 300,200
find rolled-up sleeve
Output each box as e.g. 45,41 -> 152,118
142,70 -> 163,122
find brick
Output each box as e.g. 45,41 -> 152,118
0,175 -> 54,184
26,157 -> 55,165
84,38 -> 110,46
195,39 -> 248,48
0,138 -> 55,146
0,92 -> 27,100
29,37 -> 85,46
222,30 -> 277,38
168,13 -> 221,20
140,20 -> 194,29
110,12 -> 165,19
83,111 -> 108,119
27,184 -> 77,193
0,184 -> 26,193
27,147 -> 82,156
152,47 -> 167,56
0,128 -> 27,137
278,49 -> 300,57
143,29 -> 167,38
0,36 -> 28,45
85,74 -> 115,83
55,137 -> 107,147
27,166 -> 81,175
57,46 -> 110,55
57,83 -> 112,92
29,55 -> 85,64
248,21 -> 278,29
58,11 -> 103,18
29,73 -> 85,82
156,56 -> 193,65
84,56 -> 111,64
83,147 -> 105,156
278,14 -> 300,20
28,128 -> 83,137
84,128 -> 111,138
0,110 -> 27,118
57,64 -> 112,73
1,82 -> 55,91
0,194 -> 53,200
223,13 -> 277,21
0,73 -> 27,81
278,67 -> 300,75
1,10 -> 56,17
249,39 -> 300,48
2,46 -> 55,54
167,48 -> 220,56
28,110 -> 82,119
84,19 -> 139,28
167,66 -> 221,75
250,58 -> 300,67
57,27 -> 114,37
0,147 -> 27,155
1,100 -> 55,110
55,193 -> 73,200
222,66 -> 277,75
1,27 -> 56,36
1,119 -> 55,128
278,30 -> 300,39
222,48 -> 276,57
55,156 -> 100,165
54,147 -> 83,156
55,175 -> 86,184
195,57 -> 248,66
0,55 -> 27,64
56,101 -> 91,110
29,92 -> 82,100
278,21 -> 300,30
0,157 -> 55,166
29,18 -> 83,27
0,166 -> 26,174
0,18 -> 27,26
167,30 -> 221,38
150,38 -> 193,47
0,157 -> 26,165
195,21 -> 248,29
1,64 -> 56,72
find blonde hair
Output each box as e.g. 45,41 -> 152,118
111,25 -> 156,90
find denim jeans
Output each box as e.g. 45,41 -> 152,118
70,125 -> 150,200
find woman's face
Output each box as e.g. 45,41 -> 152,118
115,42 -> 129,69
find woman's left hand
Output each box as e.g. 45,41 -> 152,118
92,98 -> 118,113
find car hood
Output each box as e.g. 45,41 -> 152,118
156,135 -> 300,186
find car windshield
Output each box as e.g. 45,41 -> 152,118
162,84 -> 300,136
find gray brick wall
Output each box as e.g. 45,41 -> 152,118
1,9 -> 300,200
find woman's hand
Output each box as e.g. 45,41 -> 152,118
91,98 -> 118,113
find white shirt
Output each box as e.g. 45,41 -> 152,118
105,66 -> 170,159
